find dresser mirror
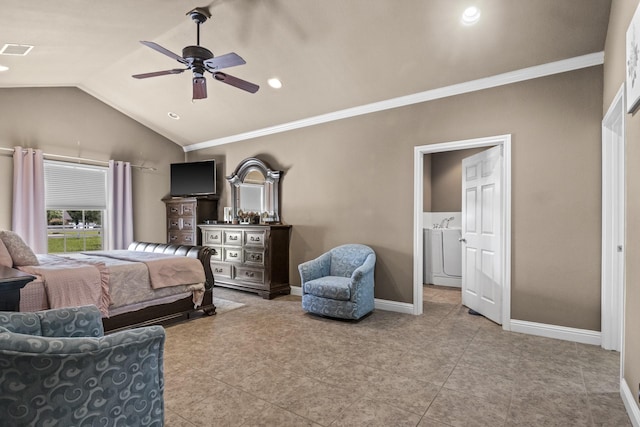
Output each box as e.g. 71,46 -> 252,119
226,157 -> 281,223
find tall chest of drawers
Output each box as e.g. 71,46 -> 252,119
163,197 -> 218,245
198,224 -> 291,299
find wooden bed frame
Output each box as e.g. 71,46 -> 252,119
102,241 -> 216,332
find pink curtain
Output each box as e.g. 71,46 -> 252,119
12,146 -> 48,253
107,160 -> 133,250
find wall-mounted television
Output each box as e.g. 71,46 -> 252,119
170,160 -> 216,197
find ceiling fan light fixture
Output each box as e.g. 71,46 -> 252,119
133,11 -> 259,99
461,6 -> 481,26
268,78 -> 283,89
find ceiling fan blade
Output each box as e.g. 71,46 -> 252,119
132,69 -> 186,79
193,77 -> 208,99
203,52 -> 246,71
140,41 -> 188,65
212,72 -> 259,93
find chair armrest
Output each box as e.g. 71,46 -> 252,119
298,252 -> 332,284
351,253 -> 376,281
37,305 -> 104,337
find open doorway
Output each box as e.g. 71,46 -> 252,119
413,135 -> 512,329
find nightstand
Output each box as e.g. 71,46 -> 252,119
0,266 -> 35,311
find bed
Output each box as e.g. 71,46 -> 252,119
17,241 -> 216,332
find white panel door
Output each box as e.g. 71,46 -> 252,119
461,145 -> 502,324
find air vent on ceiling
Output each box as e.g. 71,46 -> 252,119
0,44 -> 34,56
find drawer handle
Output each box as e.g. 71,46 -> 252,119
245,271 -> 255,277
169,235 -> 177,241
250,236 -> 261,242
229,253 -> 238,258
214,268 -> 224,273
250,254 -> 261,261
170,221 -> 179,227
229,235 -> 238,241
170,208 -> 178,213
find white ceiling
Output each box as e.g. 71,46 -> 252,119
0,0 -> 611,150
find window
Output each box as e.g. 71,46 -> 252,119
44,161 -> 107,253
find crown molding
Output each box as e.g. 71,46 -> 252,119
184,51 -> 604,152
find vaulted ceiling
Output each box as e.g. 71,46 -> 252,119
1,0 -> 611,150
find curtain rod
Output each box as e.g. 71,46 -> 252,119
0,147 -> 156,171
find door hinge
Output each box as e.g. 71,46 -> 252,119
617,245 -> 623,253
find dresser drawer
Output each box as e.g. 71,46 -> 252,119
203,229 -> 223,245
211,262 -> 232,279
168,218 -> 181,230
244,249 -> 265,266
181,217 -> 195,230
224,230 -> 243,246
169,217 -> 195,231
168,231 -> 195,245
235,266 -> 265,285
224,248 -> 243,263
166,202 -> 196,217
244,230 -> 266,247
181,203 -> 195,216
209,246 -> 222,262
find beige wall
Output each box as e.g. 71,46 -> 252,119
0,87 -> 184,243
0,67 -> 604,335
189,66 -> 603,330
428,148 -> 486,212
604,0 -> 640,414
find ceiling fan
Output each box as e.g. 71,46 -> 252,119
132,7 -> 259,100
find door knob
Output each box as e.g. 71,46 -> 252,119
459,238 -> 467,243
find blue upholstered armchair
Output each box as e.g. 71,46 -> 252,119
299,244 -> 376,320
0,305 -> 165,426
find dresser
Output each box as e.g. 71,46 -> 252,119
198,224 -> 291,299
163,197 -> 218,245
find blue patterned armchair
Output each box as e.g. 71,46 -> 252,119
0,305 -> 165,426
299,244 -> 376,320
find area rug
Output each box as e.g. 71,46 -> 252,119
212,297 -> 245,315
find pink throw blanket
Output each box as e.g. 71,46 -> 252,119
19,255 -> 111,316
87,250 -> 205,289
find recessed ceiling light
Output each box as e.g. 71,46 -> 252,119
268,78 -> 282,89
167,112 -> 180,120
0,65 -> 8,72
461,6 -> 481,26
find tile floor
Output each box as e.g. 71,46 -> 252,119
162,285 -> 631,426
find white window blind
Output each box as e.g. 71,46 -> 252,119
44,160 -> 107,210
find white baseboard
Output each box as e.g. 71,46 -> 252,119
290,286 -> 414,315
510,319 -> 601,346
374,298 -> 414,314
621,379 -> 640,427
